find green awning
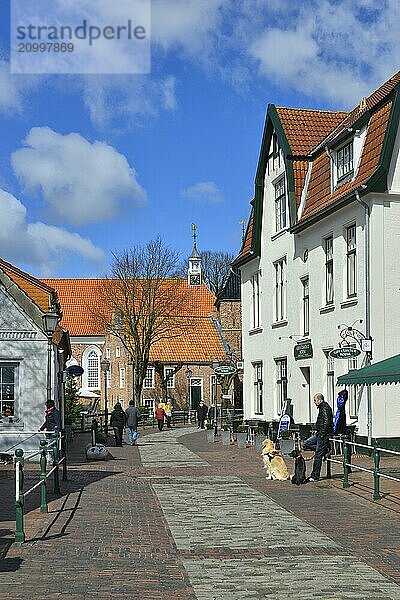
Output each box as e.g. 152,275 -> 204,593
337,353 -> 400,386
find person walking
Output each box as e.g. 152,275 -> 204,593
303,393 -> 333,482
155,403 -> 166,431
125,400 -> 140,445
197,401 -> 208,429
39,399 -> 61,462
165,401 -> 173,429
110,402 -> 126,447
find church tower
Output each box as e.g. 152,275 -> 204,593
188,223 -> 202,286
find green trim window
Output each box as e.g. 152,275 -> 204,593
346,224 -> 357,298
275,358 -> 287,414
302,276 -> 309,336
0,364 -> 17,417
274,258 -> 286,322
274,176 -> 287,232
251,271 -> 261,329
324,236 -> 334,305
337,141 -> 354,182
253,362 -> 263,414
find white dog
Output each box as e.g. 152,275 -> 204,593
262,439 -> 290,481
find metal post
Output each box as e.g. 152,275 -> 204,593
326,449 -> 332,479
46,336 -> 52,403
40,440 -> 48,513
343,435 -> 350,488
61,429 -> 67,481
53,429 -> 61,495
104,371 -> 109,436
373,439 -> 381,501
14,449 -> 25,544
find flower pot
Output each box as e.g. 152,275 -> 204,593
236,431 -> 247,449
206,429 -> 215,443
221,430 -> 230,446
254,434 -> 265,453
280,439 -> 295,455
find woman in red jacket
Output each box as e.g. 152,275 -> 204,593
155,404 -> 166,431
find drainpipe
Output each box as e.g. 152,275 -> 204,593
355,188 -> 372,445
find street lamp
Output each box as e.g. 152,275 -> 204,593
100,357 -> 110,436
42,311 -> 59,404
185,367 -> 192,424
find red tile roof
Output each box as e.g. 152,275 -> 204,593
232,207 -> 255,265
0,257 -> 55,312
276,107 -> 347,156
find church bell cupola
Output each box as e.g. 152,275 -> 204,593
188,223 -> 202,286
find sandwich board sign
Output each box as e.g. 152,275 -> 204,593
277,414 -> 291,439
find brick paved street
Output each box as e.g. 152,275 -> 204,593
1,426 -> 400,599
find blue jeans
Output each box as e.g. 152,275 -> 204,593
303,434 -> 331,480
128,426 -> 138,443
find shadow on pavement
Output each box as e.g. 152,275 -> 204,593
0,558 -> 23,572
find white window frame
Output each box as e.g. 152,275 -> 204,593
105,348 -> 110,359
251,271 -> 261,329
348,353 -> 358,418
0,363 -> 19,418
253,362 -> 263,414
119,367 -> 125,389
143,367 -> 155,389
336,140 -> 354,182
346,224 -> 357,298
106,368 -> 111,389
164,367 -> 175,389
274,176 -> 287,232
275,358 -> 287,414
274,258 -> 286,322
325,350 -> 335,408
324,236 -> 334,305
301,276 -> 309,336
115,346 -> 121,358
82,346 -> 101,390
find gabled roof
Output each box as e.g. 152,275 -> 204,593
42,278 -> 217,337
216,269 -> 241,303
236,70 -> 400,258
0,257 -> 56,313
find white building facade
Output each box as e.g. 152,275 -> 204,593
235,72 -> 400,447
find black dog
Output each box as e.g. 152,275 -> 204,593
289,449 -> 307,485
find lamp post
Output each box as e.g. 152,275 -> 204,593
100,357 -> 110,436
186,367 -> 192,424
42,311 -> 59,404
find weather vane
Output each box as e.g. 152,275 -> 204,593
191,223 -> 197,245
240,219 -> 245,243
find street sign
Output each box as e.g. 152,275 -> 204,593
277,414 -> 291,438
214,364 -> 236,376
330,347 -> 361,359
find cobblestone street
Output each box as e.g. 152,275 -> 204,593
1,426 -> 400,599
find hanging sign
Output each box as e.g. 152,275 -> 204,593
330,347 -> 361,359
214,364 -> 236,376
294,341 -> 313,360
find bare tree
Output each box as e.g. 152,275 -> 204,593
97,237 -> 193,405
177,250 -> 235,297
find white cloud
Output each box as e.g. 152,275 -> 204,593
11,127 -> 147,226
248,0 -> 400,106
0,60 -> 23,113
0,189 -> 105,275
82,75 -> 177,130
181,181 -> 223,204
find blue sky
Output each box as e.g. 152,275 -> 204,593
0,0 -> 399,277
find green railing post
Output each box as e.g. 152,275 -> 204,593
14,448 -> 25,544
343,435 -> 350,488
53,429 -> 61,495
373,439 -> 381,501
40,439 -> 48,513
61,429 -> 67,481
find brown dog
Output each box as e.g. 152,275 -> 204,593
262,439 -> 290,481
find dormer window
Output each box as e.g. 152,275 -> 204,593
336,141 -> 354,182
274,176 -> 287,232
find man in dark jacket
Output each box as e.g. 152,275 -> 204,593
110,402 -> 126,447
303,393 -> 333,482
39,400 -> 61,462
196,401 -> 208,429
125,400 -> 140,445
